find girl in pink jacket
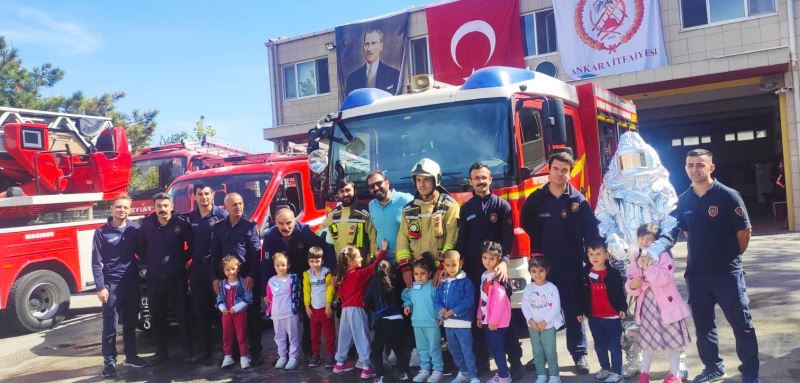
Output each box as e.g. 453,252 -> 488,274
476,241 -> 512,383
625,224 -> 691,383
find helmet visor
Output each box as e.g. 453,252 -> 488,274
617,152 -> 647,171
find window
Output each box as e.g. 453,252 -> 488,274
521,9 -> 557,56
725,133 -> 736,141
410,37 -> 430,76
737,130 -> 755,141
701,135 -> 712,143
519,107 -> 545,170
756,130 -> 767,138
282,58 -> 330,100
672,138 -> 683,146
683,136 -> 700,146
681,0 -> 775,28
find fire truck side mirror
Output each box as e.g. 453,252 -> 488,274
542,99 -> 566,146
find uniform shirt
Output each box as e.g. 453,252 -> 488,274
396,190 -> 460,266
138,213 -> 193,280
210,217 -> 261,280
91,218 -> 140,289
671,180 -> 751,275
262,221 -> 336,279
521,183 -> 600,271
456,193 -> 513,279
321,202 -> 377,258
369,189 -> 414,263
186,206 -> 228,264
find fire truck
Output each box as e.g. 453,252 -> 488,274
0,107 -> 132,332
306,66 -> 637,308
130,139 -> 251,215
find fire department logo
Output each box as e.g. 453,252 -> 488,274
571,202 -> 580,213
489,212 -> 498,223
707,206 -> 719,217
735,206 -> 745,217
575,0 -> 644,52
561,209 -> 568,219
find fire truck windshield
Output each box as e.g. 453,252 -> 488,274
166,172 -> 273,217
330,98 -> 514,195
129,156 -> 187,198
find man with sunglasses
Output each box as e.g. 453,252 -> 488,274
367,171 -> 414,265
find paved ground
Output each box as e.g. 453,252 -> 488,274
1,233 -> 799,383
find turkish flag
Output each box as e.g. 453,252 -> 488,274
425,0 -> 524,85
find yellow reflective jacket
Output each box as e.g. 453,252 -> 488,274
321,203 -> 377,259
395,190 -> 460,266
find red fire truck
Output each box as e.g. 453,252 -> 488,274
129,139 -> 251,215
306,66 -> 637,307
0,107 -> 132,332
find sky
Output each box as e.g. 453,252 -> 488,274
0,0 -> 440,153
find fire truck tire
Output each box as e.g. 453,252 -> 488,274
8,270 -> 71,333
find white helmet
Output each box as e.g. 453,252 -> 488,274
410,158 -> 442,187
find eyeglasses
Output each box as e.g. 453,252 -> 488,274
368,180 -> 385,189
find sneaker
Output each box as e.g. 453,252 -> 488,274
275,356 -> 288,369
324,356 -> 336,368
662,373 -> 682,383
602,372 -> 625,383
308,355 -> 320,367
548,377 -> 562,383
488,375 -> 512,383
357,360 -> 364,369
361,367 -> 376,379
333,361 -> 355,374
595,370 -> 612,381
221,355 -> 234,369
124,355 -> 147,368
398,372 -> 410,381
575,356 -> 590,375
451,372 -> 470,383
535,375 -> 548,383
639,372 -> 651,383
285,357 -> 299,370
427,370 -> 443,383
413,369 -> 431,382
240,356 -> 251,369
692,369 -> 726,383
101,363 -> 116,378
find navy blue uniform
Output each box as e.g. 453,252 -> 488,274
210,216 -> 263,359
139,213 -> 193,357
520,183 -> 600,360
91,218 -> 140,364
186,206 -> 228,357
455,193 -> 521,372
671,180 -> 758,380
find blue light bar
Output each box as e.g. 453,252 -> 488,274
340,88 -> 393,111
461,66 -> 535,90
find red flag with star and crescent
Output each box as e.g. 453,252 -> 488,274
425,0 -> 525,85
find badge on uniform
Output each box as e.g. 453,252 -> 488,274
408,220 -> 421,239
734,206 -> 744,217
489,212 -> 498,223
561,209 -> 567,219
707,205 -> 719,217
571,202 -> 580,213
173,225 -> 181,235
208,218 -> 217,226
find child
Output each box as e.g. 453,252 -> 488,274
264,252 -> 302,370
216,255 -> 254,369
579,239 -> 628,383
331,241 -> 388,379
365,259 -> 413,383
625,224 -> 691,383
434,250 -> 478,383
402,252 -> 443,383
303,246 -> 335,368
476,241 -> 513,383
522,256 -> 563,383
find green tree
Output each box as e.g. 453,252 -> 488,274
158,114 -> 216,145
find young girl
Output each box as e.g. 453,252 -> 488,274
434,250 -> 478,383
216,255 -> 254,369
625,224 -> 691,383
365,259 -> 412,383
264,252 -> 302,370
402,252 -> 443,383
580,239 -> 628,383
521,256 -> 563,383
476,241 -> 513,383
331,240 -> 388,379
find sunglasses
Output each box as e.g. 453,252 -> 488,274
368,180 -> 385,189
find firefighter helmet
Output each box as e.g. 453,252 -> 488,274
411,158 -> 442,187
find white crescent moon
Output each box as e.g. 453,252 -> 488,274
450,20 -> 496,69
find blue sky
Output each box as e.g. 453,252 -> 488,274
0,0 -> 439,152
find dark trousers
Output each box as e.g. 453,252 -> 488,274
101,279 -> 139,364
190,265 -> 216,355
549,268 -> 588,359
371,318 -> 412,378
147,277 -> 191,356
485,327 -> 509,378
246,275 -> 263,359
686,272 -> 759,379
587,316 -> 623,374
468,273 -> 522,371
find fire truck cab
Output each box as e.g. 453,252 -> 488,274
307,66 -> 637,307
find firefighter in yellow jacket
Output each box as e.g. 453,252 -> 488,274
321,177 -> 377,259
396,158 -> 460,287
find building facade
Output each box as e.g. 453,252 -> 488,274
265,0 -> 800,232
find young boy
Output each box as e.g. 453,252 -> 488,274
579,239 -> 628,383
302,246 -> 335,367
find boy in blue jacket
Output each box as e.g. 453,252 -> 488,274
434,250 -> 479,383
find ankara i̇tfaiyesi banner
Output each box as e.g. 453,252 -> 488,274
553,0 -> 667,80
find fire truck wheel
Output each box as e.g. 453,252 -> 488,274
8,270 -> 71,333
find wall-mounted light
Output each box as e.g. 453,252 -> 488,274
325,42 -> 336,51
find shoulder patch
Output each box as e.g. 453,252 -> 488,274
488,212 -> 498,223
734,206 -> 744,217
571,202 -> 580,213
707,205 -> 719,217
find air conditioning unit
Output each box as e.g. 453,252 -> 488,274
534,61 -> 558,78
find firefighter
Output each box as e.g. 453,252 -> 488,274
138,192 -> 193,366
321,177 -> 377,259
396,158 -> 460,288
520,151 -> 600,375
